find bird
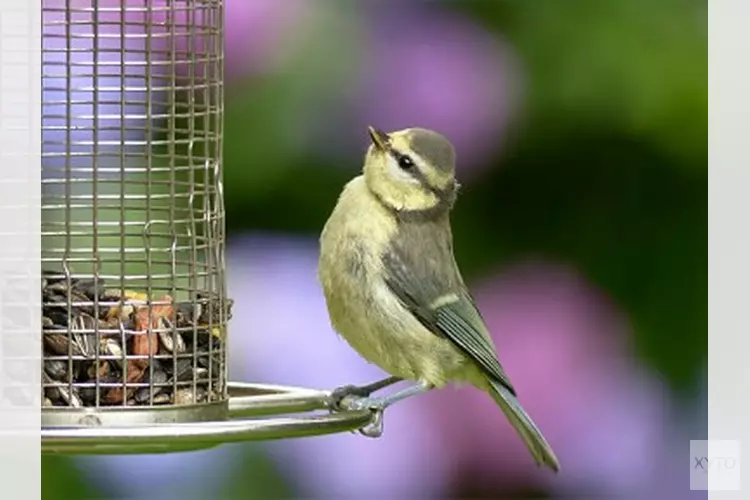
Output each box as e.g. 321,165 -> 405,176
317,125 -> 560,472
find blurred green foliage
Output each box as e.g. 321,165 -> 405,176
471,0 -> 707,164
222,3 -> 364,202
43,456 -> 103,499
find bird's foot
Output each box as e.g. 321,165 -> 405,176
336,381 -> 433,439
328,376 -> 403,412
346,395 -> 388,412
328,384 -> 376,412
327,389 -> 387,438
328,387 -> 390,438
358,409 -> 384,438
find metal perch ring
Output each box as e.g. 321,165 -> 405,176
41,382 -> 378,455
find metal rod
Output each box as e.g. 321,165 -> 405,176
42,382 -> 378,455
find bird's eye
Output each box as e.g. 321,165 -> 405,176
397,154 -> 414,170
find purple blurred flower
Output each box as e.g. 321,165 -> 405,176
428,261 -> 675,496
333,2 -> 520,176
224,0 -> 311,80
144,0 -> 309,81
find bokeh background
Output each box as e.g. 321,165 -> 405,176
42,0 -> 707,498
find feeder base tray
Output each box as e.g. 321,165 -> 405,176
41,382 -> 377,454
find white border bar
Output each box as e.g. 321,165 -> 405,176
0,1 -> 42,499
709,0 -> 748,498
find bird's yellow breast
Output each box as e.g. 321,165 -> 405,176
317,176 -> 472,387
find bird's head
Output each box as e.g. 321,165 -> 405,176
363,126 -> 459,216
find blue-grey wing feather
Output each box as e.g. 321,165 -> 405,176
382,217 -> 516,395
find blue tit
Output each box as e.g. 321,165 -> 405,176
318,126 -> 560,472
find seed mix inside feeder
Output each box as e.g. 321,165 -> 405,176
42,270 -> 232,409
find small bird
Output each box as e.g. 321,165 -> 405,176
317,126 -> 560,472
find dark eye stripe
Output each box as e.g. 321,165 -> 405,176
389,149 -> 445,197
390,150 -> 420,177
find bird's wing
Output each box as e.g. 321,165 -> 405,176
382,219 -> 516,395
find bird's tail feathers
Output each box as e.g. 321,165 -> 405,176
487,379 -> 561,473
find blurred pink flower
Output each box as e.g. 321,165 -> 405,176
429,261 -> 674,496
153,0 -> 312,81
341,3 -> 520,176
224,0 -> 311,80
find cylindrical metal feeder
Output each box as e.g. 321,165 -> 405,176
40,0 -> 377,454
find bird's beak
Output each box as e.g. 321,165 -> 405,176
368,126 -> 390,152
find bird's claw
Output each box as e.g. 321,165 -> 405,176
358,408 -> 384,438
328,384 -> 374,412
327,386 -> 388,438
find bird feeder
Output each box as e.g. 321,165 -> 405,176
41,0 -> 375,454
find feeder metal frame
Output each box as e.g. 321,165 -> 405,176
39,0 -> 378,449
41,0 -> 229,423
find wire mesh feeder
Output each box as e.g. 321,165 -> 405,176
40,0 -> 377,454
